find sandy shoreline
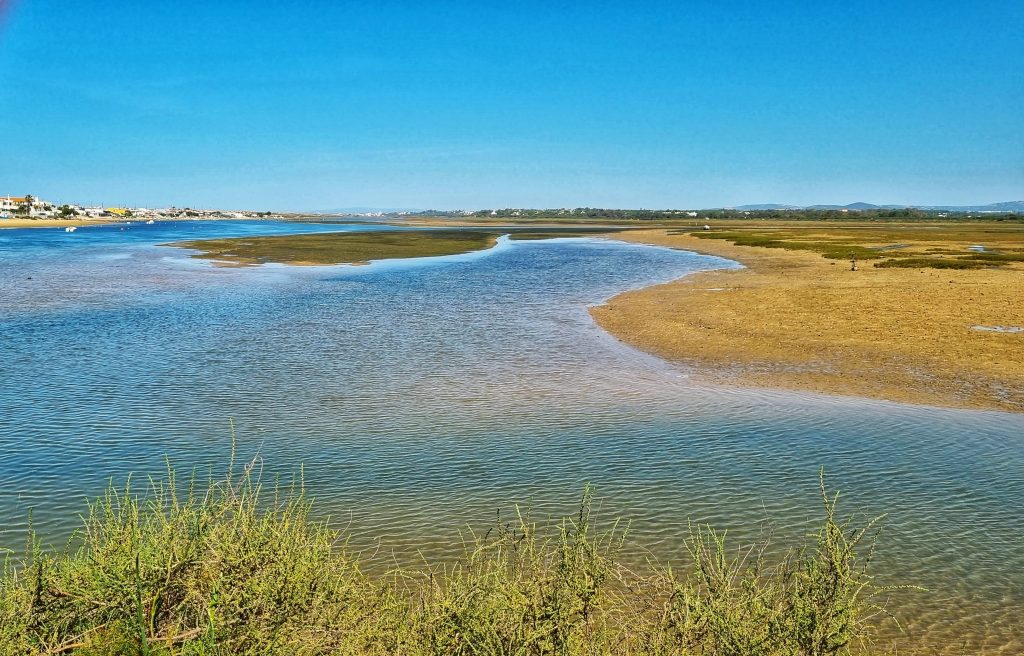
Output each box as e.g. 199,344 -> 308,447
0,215 -> 297,230
591,228 -> 1024,413
0,218 -> 118,229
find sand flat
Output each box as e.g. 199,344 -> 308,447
591,228 -> 1024,412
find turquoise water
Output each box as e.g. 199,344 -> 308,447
1,221 -> 1021,652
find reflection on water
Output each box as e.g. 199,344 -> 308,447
1,221 -> 1021,653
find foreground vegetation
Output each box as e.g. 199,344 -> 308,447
0,458 -> 903,655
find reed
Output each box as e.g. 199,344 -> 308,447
0,459 -> 903,655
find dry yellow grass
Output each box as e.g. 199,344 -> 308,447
591,225 -> 1024,412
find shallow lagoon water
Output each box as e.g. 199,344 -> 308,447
1,221 -> 1022,653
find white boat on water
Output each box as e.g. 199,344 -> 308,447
65,226 -> 77,232
146,219 -> 155,224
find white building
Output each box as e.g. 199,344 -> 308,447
1,195 -> 53,217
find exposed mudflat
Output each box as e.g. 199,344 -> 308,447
592,227 -> 1024,412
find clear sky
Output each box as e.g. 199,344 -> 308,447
1,1 -> 1022,210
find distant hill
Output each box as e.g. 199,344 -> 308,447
732,201 -> 1024,213
806,202 -> 902,210
732,204 -> 803,210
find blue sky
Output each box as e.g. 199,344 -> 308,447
1,1 -> 1022,210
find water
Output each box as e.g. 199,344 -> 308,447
1,220 -> 1021,652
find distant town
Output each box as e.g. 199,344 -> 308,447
0,194 -> 277,221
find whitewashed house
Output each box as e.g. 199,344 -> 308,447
1,195 -> 50,215
0,196 -> 26,215
1,195 -> 52,217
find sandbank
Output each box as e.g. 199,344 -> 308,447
591,227 -> 1024,412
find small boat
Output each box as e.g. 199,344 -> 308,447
65,226 -> 77,232
146,219 -> 155,225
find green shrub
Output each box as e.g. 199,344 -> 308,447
873,257 -> 1000,269
962,252 -> 1024,263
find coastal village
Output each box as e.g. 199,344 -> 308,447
0,194 -> 273,222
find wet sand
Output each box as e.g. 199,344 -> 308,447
591,228 -> 1024,412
